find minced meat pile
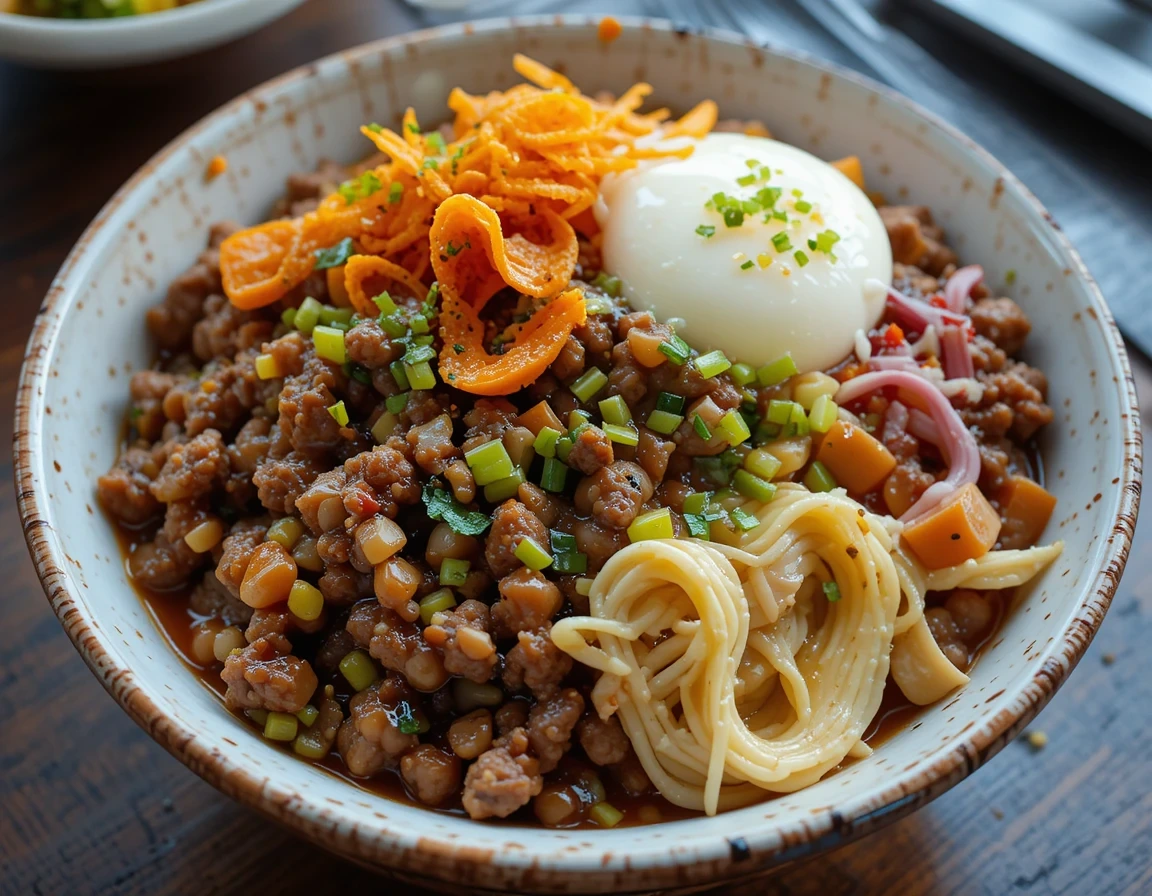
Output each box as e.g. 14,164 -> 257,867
98,162 -> 1053,826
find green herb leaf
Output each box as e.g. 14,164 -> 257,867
314,237 -> 355,269
695,224 -> 715,239
422,480 -> 492,536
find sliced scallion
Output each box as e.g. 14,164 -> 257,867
514,536 -> 553,571
645,409 -> 684,436
719,409 -> 751,446
627,508 -> 674,543
327,401 -> 350,427
694,350 -> 731,379
656,392 -> 686,415
570,368 -> 609,403
540,457 -> 568,493
598,394 -> 632,426
603,423 -> 639,447
439,557 -> 471,587
804,461 -> 838,493
732,469 -> 777,503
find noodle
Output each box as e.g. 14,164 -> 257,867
551,484 -> 1061,814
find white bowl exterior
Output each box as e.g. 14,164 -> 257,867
20,18 -> 1138,892
0,0 -> 304,68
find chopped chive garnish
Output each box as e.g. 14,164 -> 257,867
439,557 -> 471,587
599,394 -> 632,426
313,326 -> 347,364
540,456 -> 568,493
794,199 -> 812,213
804,461 -> 838,493
603,423 -> 639,446
645,409 -> 684,435
404,360 -> 436,391
736,173 -> 757,186
695,224 -> 716,239
823,581 -> 842,602
1005,268 -> 1017,285
683,491 -> 712,515
483,467 -> 526,503
373,291 -> 397,315
794,250 -> 810,267
389,360 -> 410,392
771,232 -> 792,253
591,271 -> 623,297
730,506 -> 761,531
327,401 -> 349,427
684,513 -> 711,540
656,392 -> 686,415
732,469 -> 777,503
426,132 -> 446,153
385,392 -> 409,415
552,551 -> 588,574
658,335 -> 692,366
570,368 -> 608,403
692,414 -> 713,441
406,122 -> 421,134
419,589 -> 457,625
366,122 -> 384,133
465,439 -> 514,480
719,409 -> 751,446
744,448 -> 783,481
808,393 -> 838,433
757,353 -> 798,387
627,508 -> 674,543
729,362 -> 757,387
740,260 -> 754,270
815,229 -> 840,254
514,536 -> 553,571
694,350 -> 731,379
389,182 -> 403,204
533,427 -> 562,458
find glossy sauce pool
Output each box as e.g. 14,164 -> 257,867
118,519 -> 1010,830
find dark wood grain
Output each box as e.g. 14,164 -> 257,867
2,2 -> 1150,894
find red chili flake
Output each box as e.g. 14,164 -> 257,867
882,323 -> 905,347
928,295 -> 947,308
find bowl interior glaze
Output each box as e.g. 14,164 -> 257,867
16,17 -> 1139,895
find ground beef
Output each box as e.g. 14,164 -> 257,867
578,714 -> 630,766
970,296 -> 1031,356
461,727 -> 543,820
145,263 -> 218,352
344,677 -> 421,772
97,447 -> 162,525
485,499 -> 551,577
575,460 -> 653,530
879,205 -> 958,276
278,355 -> 346,457
344,318 -> 403,369
253,451 -> 325,515
150,429 -> 229,503
564,424 -> 613,476
491,569 -> 563,639
503,626 -> 572,699
525,689 -> 584,773
221,636 -> 317,712
550,335 -> 586,381
188,571 -> 252,626
406,414 -> 460,475
891,262 -> 940,298
341,444 -> 422,522
193,294 -> 274,364
346,600 -> 448,692
400,746 -> 463,806
423,599 -> 498,683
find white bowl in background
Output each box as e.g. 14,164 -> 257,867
14,16 -> 1140,894
0,0 -> 305,68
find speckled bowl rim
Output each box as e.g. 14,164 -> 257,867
13,15 -> 1142,893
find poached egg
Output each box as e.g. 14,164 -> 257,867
596,133 -> 892,372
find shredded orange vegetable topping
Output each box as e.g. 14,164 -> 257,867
219,55 -> 717,394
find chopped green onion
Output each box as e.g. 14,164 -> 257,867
794,199 -> 813,214
682,491 -> 712,515
403,342 -> 436,366
570,368 -> 609,403
294,297 -> 323,334
465,439 -> 512,472
808,393 -> 838,433
645,409 -> 684,436
388,181 -> 404,204
589,802 -> 624,828
409,314 -> 430,335
1005,268 -> 1017,285
534,426 -> 562,458
292,729 -> 330,759
804,461 -> 838,493
695,224 -> 716,239
483,467 -> 526,503
692,414 -> 713,441
766,399 -> 799,425
319,305 -> 353,327
379,313 -> 407,338
599,394 -> 632,426
603,423 -> 639,447
683,513 -> 711,539
288,580 -> 325,621
789,402 -> 811,437
732,469 -> 777,503
439,558 -> 471,587
793,250 -> 810,268
346,362 -> 372,385
419,588 -> 457,624
313,326 -> 347,364
388,360 -> 410,392
656,392 -> 686,415
771,231 -> 792,253
569,409 -> 592,430
694,350 -> 731,379
550,530 -> 578,553
552,551 -> 588,574
729,506 -> 761,531
514,536 -> 553,571
590,271 -> 623,297
575,577 -> 595,597
404,360 -> 436,391
385,392 -> 409,415
540,457 -> 568,493
757,353 -> 798,387
740,260 -> 755,270
425,131 -> 446,153
314,237 -> 355,269
339,650 -> 377,692
327,401 -> 349,427
658,335 -> 692,365
719,409 -> 751,446
281,307 -> 298,328
744,447 -> 783,481
815,229 -> 841,254
296,705 -> 319,727
729,362 -> 757,387
584,293 -> 614,316
823,581 -> 842,602
264,711 -> 299,742
695,456 -> 731,487
627,508 -> 674,543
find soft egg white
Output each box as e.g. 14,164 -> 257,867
596,133 -> 892,372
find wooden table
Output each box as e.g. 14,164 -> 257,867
1,2 -> 1149,893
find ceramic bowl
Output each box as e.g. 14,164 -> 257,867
0,0 -> 305,69
14,16 -> 1141,894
